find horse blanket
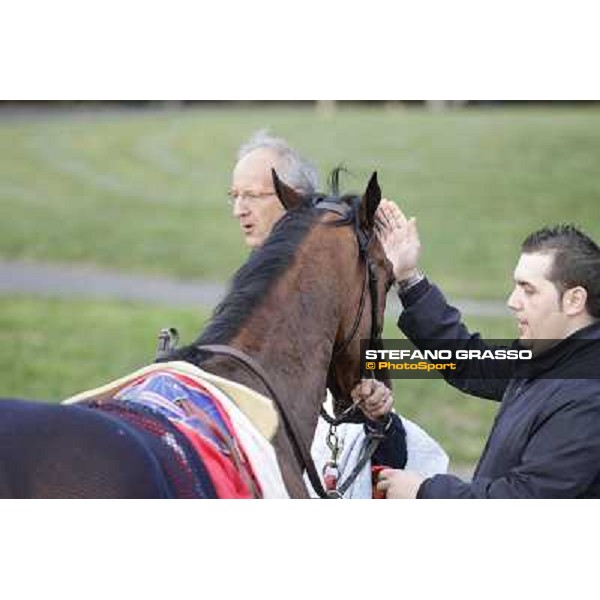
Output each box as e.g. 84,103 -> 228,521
64,361 -> 289,499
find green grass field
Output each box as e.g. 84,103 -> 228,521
1,104 -> 599,297
1,103 -> 598,472
0,295 -> 212,401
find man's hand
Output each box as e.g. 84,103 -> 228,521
376,468 -> 425,499
350,379 -> 394,421
375,199 -> 421,282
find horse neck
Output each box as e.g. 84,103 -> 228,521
228,223 -> 354,443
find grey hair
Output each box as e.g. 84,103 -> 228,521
237,129 -> 319,195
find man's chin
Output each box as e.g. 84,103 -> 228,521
518,336 -> 534,349
519,337 -> 557,357
244,234 -> 260,249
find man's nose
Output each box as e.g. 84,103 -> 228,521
507,288 -> 521,312
232,197 -> 249,217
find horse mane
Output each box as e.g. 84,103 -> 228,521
196,205 -> 320,346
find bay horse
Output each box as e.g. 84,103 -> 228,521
0,171 -> 394,498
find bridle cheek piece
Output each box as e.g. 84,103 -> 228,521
310,195 -> 383,426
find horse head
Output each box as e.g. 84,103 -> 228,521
272,168 -> 395,419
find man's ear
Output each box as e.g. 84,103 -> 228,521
272,169 -> 304,211
562,286 -> 588,316
359,171 -> 381,230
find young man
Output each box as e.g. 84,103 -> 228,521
229,131 -> 448,497
371,199 -> 600,498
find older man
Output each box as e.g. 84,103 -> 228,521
373,200 -> 600,498
230,132 -> 318,249
229,131 -> 448,498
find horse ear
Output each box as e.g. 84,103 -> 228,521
272,169 -> 304,211
359,171 -> 381,230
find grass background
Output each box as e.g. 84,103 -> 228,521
2,104 -> 599,297
1,103 -> 599,471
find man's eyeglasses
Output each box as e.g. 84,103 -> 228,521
227,190 -> 276,207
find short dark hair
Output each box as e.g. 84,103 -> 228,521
521,224 -> 600,318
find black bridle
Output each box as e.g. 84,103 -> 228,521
312,195 -> 382,351
311,195 -> 388,498
311,195 -> 384,427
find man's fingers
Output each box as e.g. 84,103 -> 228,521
407,217 -> 419,242
362,382 -> 393,419
380,200 -> 408,226
393,206 -> 409,227
376,201 -> 405,229
351,378 -> 376,404
364,399 -> 390,416
376,479 -> 390,493
364,384 -> 391,408
366,384 -> 388,403
376,468 -> 397,492
375,203 -> 417,252
354,379 -> 394,419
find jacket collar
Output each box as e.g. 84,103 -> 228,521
516,321 -> 600,379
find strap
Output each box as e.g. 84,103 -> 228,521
175,397 -> 261,498
194,344 -> 332,499
311,197 -> 353,218
319,402 -> 363,427
332,259 -> 369,358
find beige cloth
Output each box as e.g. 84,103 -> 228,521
63,360 -> 279,441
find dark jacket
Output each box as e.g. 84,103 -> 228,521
398,279 -> 600,498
